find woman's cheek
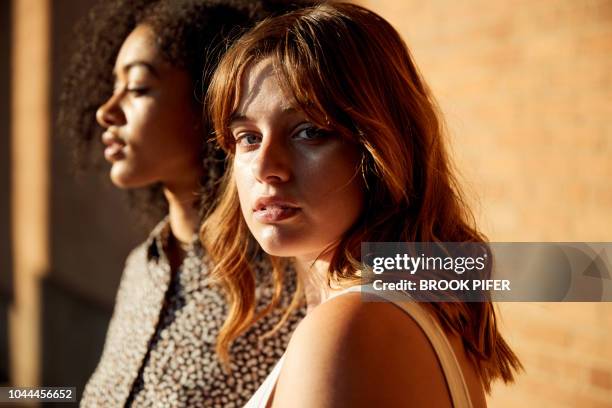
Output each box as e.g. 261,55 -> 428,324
233,162 -> 254,218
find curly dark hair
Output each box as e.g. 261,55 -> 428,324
58,0 -> 314,224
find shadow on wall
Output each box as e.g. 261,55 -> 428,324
41,278 -> 111,396
1,0 -> 13,386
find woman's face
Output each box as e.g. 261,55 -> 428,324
231,59 -> 364,262
96,24 -> 201,189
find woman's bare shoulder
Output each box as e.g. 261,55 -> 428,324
270,292 -> 453,408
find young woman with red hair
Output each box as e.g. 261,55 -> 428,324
202,3 -> 522,406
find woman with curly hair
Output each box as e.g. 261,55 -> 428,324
58,0 -> 309,406
203,2 -> 522,407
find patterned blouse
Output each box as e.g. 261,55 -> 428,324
80,219 -> 305,407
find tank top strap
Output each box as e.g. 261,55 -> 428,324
337,285 -> 474,408
244,354 -> 286,408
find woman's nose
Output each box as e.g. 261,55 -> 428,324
95,93 -> 125,128
250,138 -> 291,184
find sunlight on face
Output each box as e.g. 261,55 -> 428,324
95,24 -> 201,189
231,59 -> 364,262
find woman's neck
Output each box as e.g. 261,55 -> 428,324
294,253 -> 346,313
163,175 -> 200,244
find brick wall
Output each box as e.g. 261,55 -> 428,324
356,1 -> 612,406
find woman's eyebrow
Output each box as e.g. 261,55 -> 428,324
113,60 -> 160,78
229,106 -> 301,125
229,113 -> 249,126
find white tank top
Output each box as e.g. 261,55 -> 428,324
244,285 -> 474,407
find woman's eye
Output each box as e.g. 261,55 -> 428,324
235,133 -> 262,148
293,125 -> 327,141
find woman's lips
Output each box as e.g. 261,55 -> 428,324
102,131 -> 126,162
104,142 -> 126,162
253,205 -> 300,223
253,197 -> 301,223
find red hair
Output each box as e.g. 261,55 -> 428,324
202,2 -> 521,389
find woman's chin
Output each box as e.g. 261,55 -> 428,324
256,235 -> 322,261
257,241 -> 289,257
256,236 -> 299,258
109,163 -> 152,189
